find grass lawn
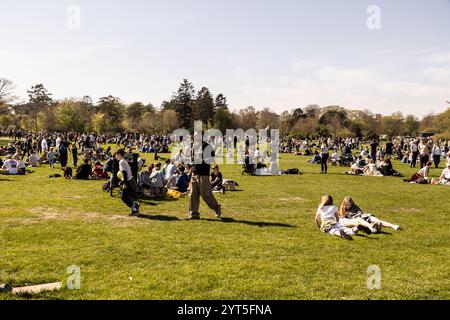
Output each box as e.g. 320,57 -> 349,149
0,136 -> 449,300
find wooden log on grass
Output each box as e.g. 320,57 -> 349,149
11,282 -> 62,295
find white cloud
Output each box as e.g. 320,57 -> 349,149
227,58 -> 449,117
421,67 -> 450,84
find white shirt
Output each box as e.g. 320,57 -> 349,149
41,139 -> 48,151
16,160 -> 26,169
432,146 -> 442,156
55,137 -> 62,149
3,159 -> 18,174
410,142 -> 418,152
317,205 -> 338,224
418,166 -> 429,178
28,154 -> 40,167
442,168 -> 450,180
165,163 -> 176,180
119,159 -> 133,181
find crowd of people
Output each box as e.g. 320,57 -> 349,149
0,130 -> 228,218
1,130 -> 449,228
295,136 -> 449,180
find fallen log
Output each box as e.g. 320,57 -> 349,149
9,282 -> 62,295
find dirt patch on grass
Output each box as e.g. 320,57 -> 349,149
2,207 -> 144,227
397,208 -> 424,214
279,197 -> 305,202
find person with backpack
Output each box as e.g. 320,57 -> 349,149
115,149 -> 140,216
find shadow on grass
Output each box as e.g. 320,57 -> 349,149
354,234 -> 379,240
377,231 -> 393,236
137,214 -> 181,222
0,178 -> 13,181
204,217 -> 297,228
135,214 -> 296,228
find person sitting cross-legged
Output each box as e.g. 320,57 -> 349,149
210,165 -> 225,194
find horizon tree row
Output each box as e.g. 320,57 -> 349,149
0,78 -> 449,139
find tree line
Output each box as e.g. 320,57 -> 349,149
0,78 -> 449,139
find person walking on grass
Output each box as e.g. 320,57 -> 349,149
115,149 -> 140,217
187,138 -> 222,220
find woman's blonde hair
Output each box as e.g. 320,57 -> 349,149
319,195 -> 333,209
339,196 -> 355,217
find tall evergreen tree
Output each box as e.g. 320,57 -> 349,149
27,84 -> 53,131
214,94 -> 228,110
172,79 -> 195,130
194,87 -> 215,127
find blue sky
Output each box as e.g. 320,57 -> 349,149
1,0 -> 449,117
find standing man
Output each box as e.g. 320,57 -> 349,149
418,138 -> 429,169
370,139 -> 378,162
115,149 -> 140,217
385,139 -> 393,158
320,141 -> 329,174
72,143 -> 79,167
188,139 -> 222,220
410,139 -> 419,168
432,143 -> 442,168
41,136 -> 48,154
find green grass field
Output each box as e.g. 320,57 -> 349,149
0,137 -> 449,300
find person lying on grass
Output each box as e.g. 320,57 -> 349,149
315,195 -> 370,241
339,196 -> 400,232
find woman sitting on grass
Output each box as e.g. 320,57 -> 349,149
92,161 -> 109,180
363,159 -> 382,176
437,163 -> 450,186
404,161 -> 432,184
0,155 -> 18,175
315,195 -> 368,240
13,154 -> 26,175
377,158 -> 401,176
339,196 -> 400,232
